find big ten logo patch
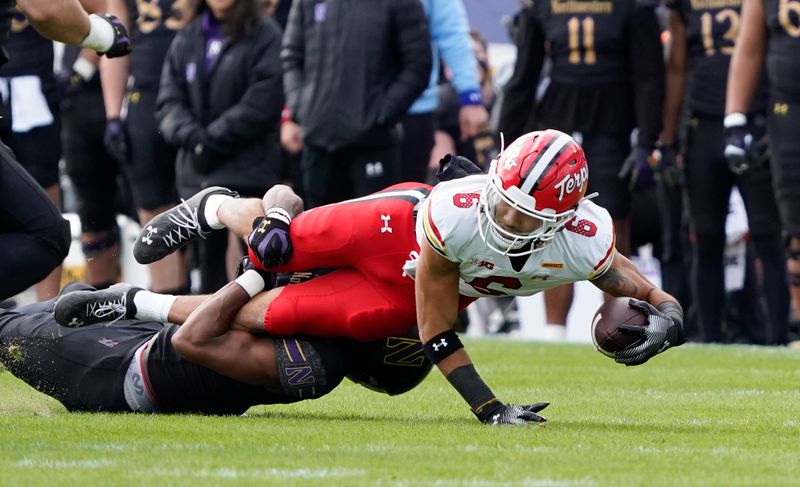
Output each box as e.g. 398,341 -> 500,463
471,257 -> 495,270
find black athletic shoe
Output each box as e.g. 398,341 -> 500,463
133,186 -> 238,264
54,283 -> 141,327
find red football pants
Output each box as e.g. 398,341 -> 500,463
253,183 -> 432,341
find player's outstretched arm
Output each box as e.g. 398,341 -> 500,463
17,0 -> 131,57
416,241 -> 548,425
591,250 -> 686,366
170,271 -> 280,385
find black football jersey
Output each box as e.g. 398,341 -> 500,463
764,0 -> 800,101
0,12 -> 54,79
145,324 -> 283,414
532,0 -> 639,85
126,0 -> 195,91
667,0 -> 768,115
525,0 -> 663,144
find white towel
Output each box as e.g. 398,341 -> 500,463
0,75 -> 54,133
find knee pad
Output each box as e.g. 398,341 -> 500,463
81,225 -> 119,258
274,337 -> 345,400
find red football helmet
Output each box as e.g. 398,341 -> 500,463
478,129 -> 590,256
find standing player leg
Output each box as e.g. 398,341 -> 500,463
62,82 -> 121,289
684,116 -> 735,343
1,91 -> 64,299
737,118 -> 789,345
126,90 -> 188,294
768,101 -> 800,321
0,143 -> 70,301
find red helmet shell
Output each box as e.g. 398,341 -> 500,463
493,130 -> 588,214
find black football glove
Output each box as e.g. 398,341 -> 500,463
614,299 -> 686,366
724,113 -> 769,175
97,14 -> 132,58
436,154 -> 485,182
57,66 -> 92,99
655,144 -> 683,187
724,123 -> 755,175
247,210 -> 293,269
618,146 -> 656,192
104,118 -> 129,164
480,402 -> 549,425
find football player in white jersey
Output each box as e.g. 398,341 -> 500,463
414,130 -> 685,424
54,130 -> 685,425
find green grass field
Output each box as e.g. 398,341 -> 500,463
1,338 -> 799,486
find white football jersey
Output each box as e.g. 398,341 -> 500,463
407,175 -> 616,298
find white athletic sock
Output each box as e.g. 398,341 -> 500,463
134,291 -> 177,322
541,323 -> 567,341
203,194 -> 234,230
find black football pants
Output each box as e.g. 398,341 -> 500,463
0,141 -> 70,300
684,114 -> 789,344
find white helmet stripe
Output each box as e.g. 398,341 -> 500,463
519,132 -> 573,194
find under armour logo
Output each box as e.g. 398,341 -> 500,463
141,225 -> 158,245
431,338 -> 448,351
380,214 -> 392,234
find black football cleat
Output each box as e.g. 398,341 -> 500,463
133,186 -> 238,264
54,283 -> 141,327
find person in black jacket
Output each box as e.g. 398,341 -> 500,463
498,0 -> 665,338
280,0 -> 432,208
156,0 -> 284,293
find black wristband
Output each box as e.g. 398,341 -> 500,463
422,329 -> 463,364
446,364 -> 502,421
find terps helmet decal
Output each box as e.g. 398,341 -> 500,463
478,130 -> 590,256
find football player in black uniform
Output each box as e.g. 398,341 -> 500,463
0,0 -> 130,301
0,13 -> 65,299
663,0 -> 789,343
726,0 -> 800,329
0,280 -> 430,414
499,0 -> 665,336
99,0 -> 196,295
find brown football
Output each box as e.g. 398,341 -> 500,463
591,298 -> 648,357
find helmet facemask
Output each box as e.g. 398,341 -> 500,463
478,170 -> 578,257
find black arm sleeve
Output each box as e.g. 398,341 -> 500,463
155,33 -> 205,149
205,22 -> 284,153
627,4 -> 665,150
280,0 -> 305,122
498,8 -> 546,142
376,0 -> 432,125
